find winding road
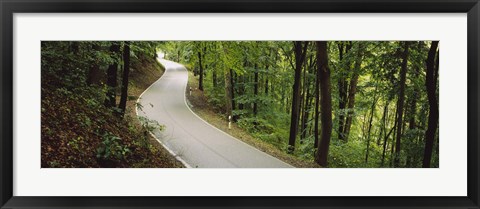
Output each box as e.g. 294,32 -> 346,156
136,58 -> 292,168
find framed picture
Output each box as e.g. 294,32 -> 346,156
1,0 -> 479,208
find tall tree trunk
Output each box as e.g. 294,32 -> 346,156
230,69 -> 236,116
422,41 -> 439,168
253,64 -> 259,116
406,65 -> 420,167
390,110 -> 397,167
288,41 -> 309,153
377,103 -> 386,146
224,68 -> 234,118
265,59 -> 270,96
118,41 -> 130,116
300,57 -> 311,143
380,102 -> 389,166
212,46 -> 218,88
315,41 -> 332,167
302,54 -> 316,143
314,56 -> 320,149
198,50 -> 204,91
265,78 -> 269,95
382,125 -> 396,167
394,41 -> 410,167
104,42 -> 120,108
238,74 -> 244,111
343,43 -> 364,141
300,84 -> 311,142
337,43 -> 346,140
337,42 -> 352,140
365,85 -> 378,164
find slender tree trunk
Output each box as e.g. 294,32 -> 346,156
265,78 -> 269,95
301,85 -> 311,142
288,41 -> 309,153
300,56 -> 312,143
230,69 -> 236,115
314,57 -> 320,149
422,41 -> 439,168
300,55 -> 314,143
365,103 -> 377,164
337,42 -> 352,140
377,102 -> 387,146
104,42 -> 120,108
118,41 -> 130,116
390,108 -> 397,167
213,71 -> 217,88
394,41 -> 410,167
224,68 -> 233,118
337,43 -> 346,140
238,74 -> 244,111
253,64 -> 259,116
315,41 -> 332,167
343,43 -> 364,141
198,50 -> 204,91
380,102 -> 389,166
212,46 -> 218,88
265,59 -> 270,95
365,86 -> 378,164
406,66 -> 420,167
299,66 -> 306,143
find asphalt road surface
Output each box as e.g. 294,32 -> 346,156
136,58 -> 292,168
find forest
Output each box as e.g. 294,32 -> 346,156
41,40 -> 439,168
41,41 -> 183,168
160,41 -> 439,168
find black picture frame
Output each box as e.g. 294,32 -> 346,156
1,0 -> 479,208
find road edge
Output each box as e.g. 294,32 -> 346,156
135,58 -> 192,168
178,61 -> 294,168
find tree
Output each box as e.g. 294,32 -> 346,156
394,41 -> 410,167
315,41 -> 332,167
253,63 -> 259,116
337,42 -> 352,141
153,40 -> 439,168
343,42 -> 364,142
300,52 -> 315,142
224,67 -> 234,118
380,101 -> 396,167
119,41 -> 131,116
197,43 -> 205,91
219,43 -> 236,119
365,83 -> 379,164
104,42 -> 120,108
314,54 -> 320,149
212,44 -> 218,88
422,41 -> 439,168
288,41 -> 309,153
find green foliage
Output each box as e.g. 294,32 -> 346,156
157,41 -> 440,168
96,132 -> 131,160
328,140 -> 374,168
138,116 -> 164,132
